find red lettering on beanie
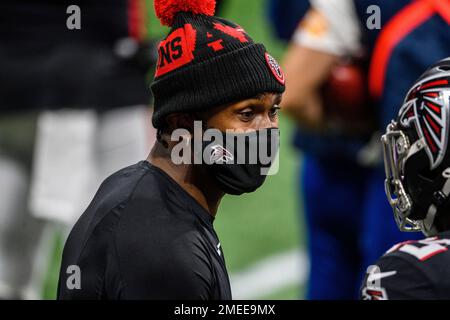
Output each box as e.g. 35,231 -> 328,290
207,39 -> 224,52
213,23 -> 248,43
155,24 -> 197,77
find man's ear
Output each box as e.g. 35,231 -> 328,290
166,113 -> 197,133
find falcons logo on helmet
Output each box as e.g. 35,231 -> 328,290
210,145 -> 234,164
398,77 -> 450,169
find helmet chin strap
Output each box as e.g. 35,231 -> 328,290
420,174 -> 450,236
398,137 -> 432,234
419,205 -> 438,237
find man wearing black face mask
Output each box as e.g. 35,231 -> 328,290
57,0 -> 284,300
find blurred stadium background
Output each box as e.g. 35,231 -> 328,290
42,0 -> 306,300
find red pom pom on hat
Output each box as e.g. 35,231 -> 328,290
154,0 -> 217,27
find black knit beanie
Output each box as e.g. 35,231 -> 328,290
151,0 -> 286,129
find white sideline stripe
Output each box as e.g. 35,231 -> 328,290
230,249 -> 308,300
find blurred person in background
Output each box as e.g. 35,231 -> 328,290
271,0 -> 450,299
0,0 -> 155,299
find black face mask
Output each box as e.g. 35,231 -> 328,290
199,127 -> 280,195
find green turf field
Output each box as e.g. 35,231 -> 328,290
44,0 -> 306,300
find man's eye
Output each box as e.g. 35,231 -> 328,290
239,109 -> 255,121
269,105 -> 280,117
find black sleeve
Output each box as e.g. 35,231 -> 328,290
360,255 -> 435,300
113,229 -> 214,300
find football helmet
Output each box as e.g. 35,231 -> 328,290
382,58 -> 450,236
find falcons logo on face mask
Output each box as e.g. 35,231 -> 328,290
398,77 -> 450,169
210,145 -> 234,164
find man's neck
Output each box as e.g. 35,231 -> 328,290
147,143 -> 224,217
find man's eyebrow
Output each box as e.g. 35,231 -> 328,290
274,94 -> 282,106
253,93 -> 282,105
254,93 -> 265,100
